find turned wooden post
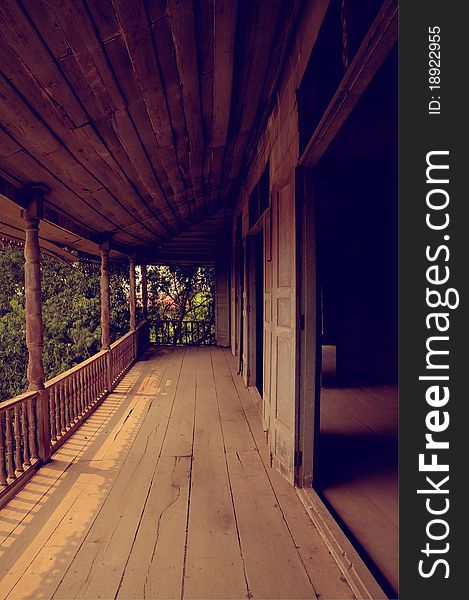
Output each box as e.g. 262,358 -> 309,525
100,241 -> 111,350
100,241 -> 113,391
23,194 -> 50,463
129,256 -> 137,331
141,263 -> 148,321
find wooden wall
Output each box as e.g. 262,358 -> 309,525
229,1 -> 330,483
228,0 -> 397,486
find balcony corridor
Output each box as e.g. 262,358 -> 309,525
0,347 -> 353,600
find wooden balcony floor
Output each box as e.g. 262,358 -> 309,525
0,347 -> 354,600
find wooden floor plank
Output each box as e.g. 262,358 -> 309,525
211,348 -> 318,600
0,347 -> 356,600
52,349 -> 183,599
117,348 -> 197,599
1,351 -> 172,600
0,360 -> 149,550
223,349 -> 356,600
183,347 -> 248,600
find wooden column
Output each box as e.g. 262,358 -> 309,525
141,263 -> 148,321
100,241 -> 111,350
129,256 -> 137,331
23,195 -> 50,462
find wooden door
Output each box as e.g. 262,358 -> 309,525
263,208 -> 272,433
270,180 -> 297,483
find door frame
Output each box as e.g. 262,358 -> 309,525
295,166 -> 321,487
245,221 -> 264,390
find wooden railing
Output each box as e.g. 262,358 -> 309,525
0,390 -> 40,504
153,319 -> 215,346
0,320 -> 150,507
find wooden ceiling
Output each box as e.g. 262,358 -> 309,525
0,0 -> 299,262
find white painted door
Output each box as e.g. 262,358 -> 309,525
269,180 -> 297,484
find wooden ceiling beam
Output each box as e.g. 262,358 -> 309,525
0,0 -> 297,254
194,0 -> 214,217
0,1 -> 170,242
111,0 -> 192,227
166,0 -> 205,219
227,0 -> 282,186
20,0 -> 176,238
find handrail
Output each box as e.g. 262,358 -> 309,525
153,319 -> 215,346
45,350 -> 108,388
0,320 -> 150,508
110,328 -> 134,350
0,389 -> 39,411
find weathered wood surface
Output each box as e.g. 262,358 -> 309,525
0,1 -> 295,261
0,321 -> 149,508
0,347 -> 354,600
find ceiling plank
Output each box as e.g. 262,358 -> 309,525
212,1 -> 237,149
111,0 -> 192,226
21,0 -> 174,237
227,0 -> 282,187
166,0 -> 205,219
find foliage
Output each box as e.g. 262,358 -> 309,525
147,265 -> 215,344
0,242 -> 130,402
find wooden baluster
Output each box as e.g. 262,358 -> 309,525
108,352 -> 113,389
21,400 -> 31,467
81,368 -> 85,411
71,376 -> 76,421
100,357 -> 104,396
75,370 -> 80,414
14,404 -> 24,474
28,395 -> 38,459
93,361 -> 98,401
0,413 -> 7,486
49,387 -> 57,442
72,375 -> 78,421
5,409 -> 15,481
69,377 -> 74,424
96,360 -> 101,399
78,368 -> 84,414
92,362 -> 96,402
70,373 -> 78,423
65,378 -> 71,429
86,365 -> 91,408
86,365 -> 91,409
69,377 -> 75,423
95,360 -> 100,400
59,381 -> 66,435
92,361 -> 98,402
94,361 -> 98,401
82,367 -> 87,411
90,363 -> 95,404
54,386 -> 61,439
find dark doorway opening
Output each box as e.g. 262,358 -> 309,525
312,47 -> 398,597
254,230 -> 264,396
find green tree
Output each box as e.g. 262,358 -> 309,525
0,241 -> 132,402
147,265 -> 215,345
